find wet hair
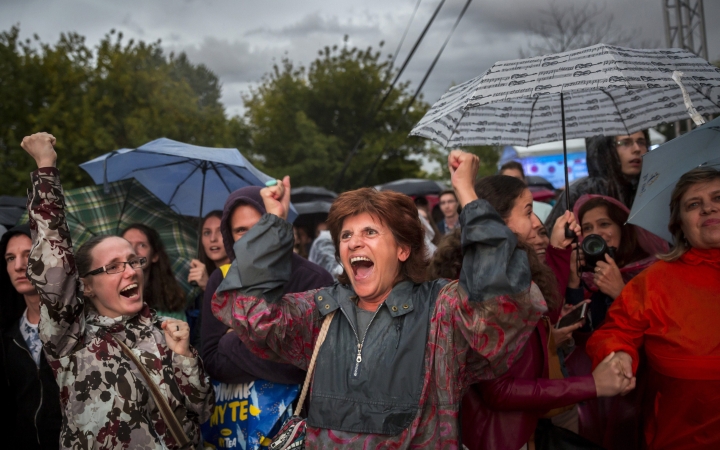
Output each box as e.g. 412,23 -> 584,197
499,161 -> 525,180
584,129 -> 650,206
474,175 -> 527,218
121,224 -> 185,312
660,167 -> 720,262
427,228 -> 462,280
577,197 -> 649,267
327,188 -> 427,285
474,175 -> 560,309
197,210 -> 225,277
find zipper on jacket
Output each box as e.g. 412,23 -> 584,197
12,339 -> 43,446
339,305 -> 382,378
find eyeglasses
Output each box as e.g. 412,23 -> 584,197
82,257 -> 147,277
615,138 -> 648,148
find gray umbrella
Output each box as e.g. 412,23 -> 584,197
411,44 -> 720,213
412,45 -> 720,148
376,178 -> 448,197
628,116 -> 720,243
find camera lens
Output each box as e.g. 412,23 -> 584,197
582,234 -> 606,255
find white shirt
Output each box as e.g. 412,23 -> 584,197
20,308 -> 42,366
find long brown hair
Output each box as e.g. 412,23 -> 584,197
474,175 -> 560,309
121,224 -> 186,313
197,210 -> 225,276
660,167 -> 720,262
577,198 -> 649,267
327,188 -> 427,285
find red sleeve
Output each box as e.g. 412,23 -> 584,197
544,245 -> 572,323
476,375 -> 597,411
586,272 -> 650,373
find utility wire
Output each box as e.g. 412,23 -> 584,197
333,0 -> 447,191
362,0 -> 473,185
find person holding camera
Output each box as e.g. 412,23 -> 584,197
562,194 -> 668,449
566,195 -> 668,331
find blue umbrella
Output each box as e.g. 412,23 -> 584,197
628,116 -> 720,243
80,138 -> 297,220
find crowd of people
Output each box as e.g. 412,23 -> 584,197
0,129 -> 717,450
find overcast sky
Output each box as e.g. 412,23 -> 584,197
2,0 -> 718,117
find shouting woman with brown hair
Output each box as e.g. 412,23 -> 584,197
212,151 -> 547,447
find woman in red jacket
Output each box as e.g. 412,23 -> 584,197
460,175 -> 630,450
587,167 -> 720,450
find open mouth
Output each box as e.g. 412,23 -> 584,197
629,158 -> 642,165
350,256 -> 375,281
209,246 -> 222,252
120,283 -> 139,298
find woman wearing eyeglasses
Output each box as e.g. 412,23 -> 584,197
20,132 -> 214,450
544,130 -> 650,229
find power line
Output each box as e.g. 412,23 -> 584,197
333,0 -> 447,191
362,0 -> 473,185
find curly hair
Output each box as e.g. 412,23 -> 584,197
474,175 -> 560,310
121,224 -> 186,313
326,188 -> 428,285
427,228 -> 462,280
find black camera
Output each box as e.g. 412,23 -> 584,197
580,234 -> 616,272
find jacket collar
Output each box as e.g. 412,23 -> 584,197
314,281 -> 416,318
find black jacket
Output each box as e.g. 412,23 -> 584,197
1,320 -> 62,449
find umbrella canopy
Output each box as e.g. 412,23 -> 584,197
291,186 -> 337,204
411,45 -> 720,148
293,200 -> 333,231
0,196 -> 26,227
19,179 -> 199,297
376,178 -> 448,197
526,175 -> 555,190
80,138 -> 296,220
628,116 -> 720,243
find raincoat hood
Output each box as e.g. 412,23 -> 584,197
220,186 -> 266,262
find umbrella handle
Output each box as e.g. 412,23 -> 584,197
565,223 -> 577,240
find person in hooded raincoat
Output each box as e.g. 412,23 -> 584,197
544,130 -> 649,229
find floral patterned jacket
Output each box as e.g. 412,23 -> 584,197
27,168 -> 214,450
213,200 -> 547,449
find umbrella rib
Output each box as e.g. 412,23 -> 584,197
526,95 -> 540,145
209,161 -> 234,193
599,89 -> 630,136
689,84 -> 720,109
445,108 -> 469,148
122,159 -> 201,177
167,164 -> 203,207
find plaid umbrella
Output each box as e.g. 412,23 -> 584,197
20,179 -> 199,298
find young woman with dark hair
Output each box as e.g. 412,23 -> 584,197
122,223 -> 187,319
545,130 -> 651,228
187,210 -> 229,291
461,175 -> 628,450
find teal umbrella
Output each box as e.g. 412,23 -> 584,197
628,116 -> 720,243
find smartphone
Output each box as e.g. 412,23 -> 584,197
556,303 -> 588,329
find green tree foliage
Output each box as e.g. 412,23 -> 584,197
428,145 -> 501,181
243,38 -> 431,191
0,26 -> 244,195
